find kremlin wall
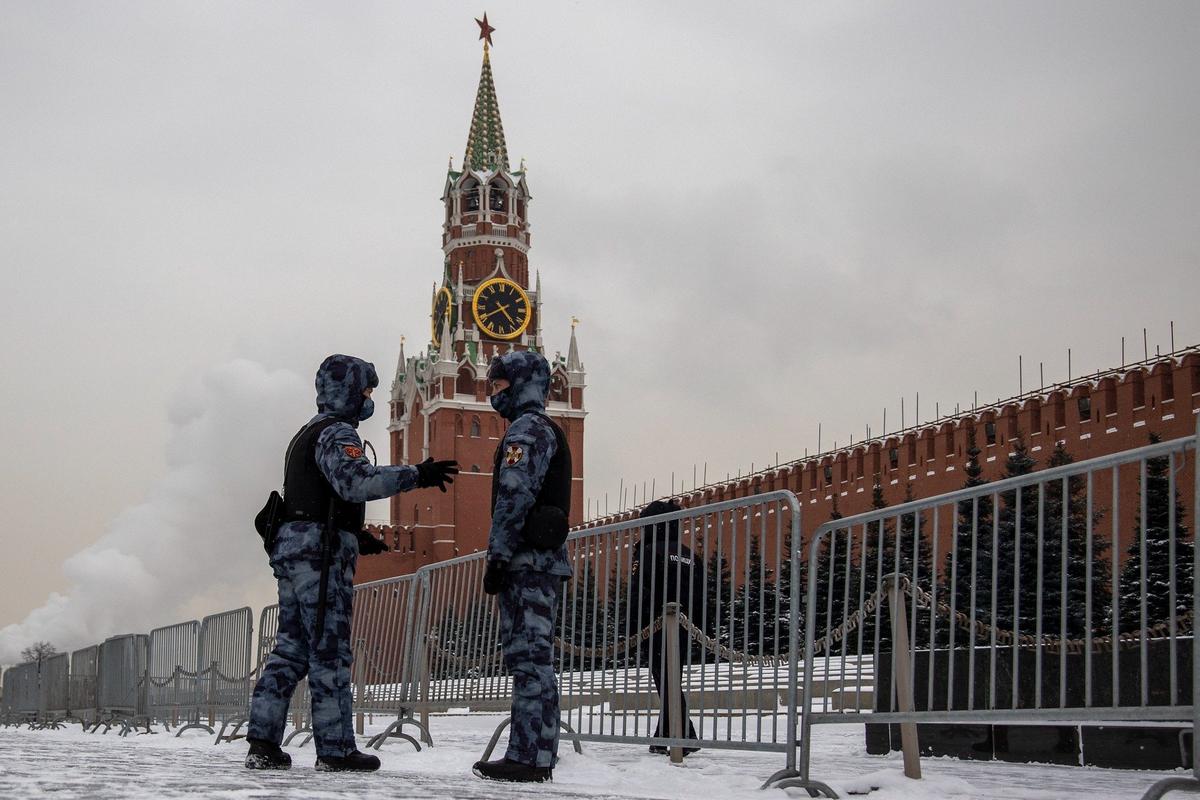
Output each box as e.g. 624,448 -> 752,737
362,345 -> 1198,575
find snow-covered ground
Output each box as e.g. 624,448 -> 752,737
0,713 -> 1187,799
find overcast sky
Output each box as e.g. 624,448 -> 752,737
1,1 -> 1197,659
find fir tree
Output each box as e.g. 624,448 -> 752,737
1116,433 -> 1193,632
991,437 -> 1039,633
944,430 -> 994,645
856,482 -> 893,652
732,534 -> 776,656
703,546 -> 734,649
1036,442 -> 1110,637
811,498 -> 854,649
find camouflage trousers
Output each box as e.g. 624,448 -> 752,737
499,570 -> 561,768
247,527 -> 358,759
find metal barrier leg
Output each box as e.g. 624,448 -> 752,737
665,603 -> 685,765
1140,778 -> 1200,800
366,712 -> 433,751
479,717 -> 584,763
887,576 -> 921,781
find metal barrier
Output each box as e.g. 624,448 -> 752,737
69,645 -> 99,725
2,662 -> 40,725
255,602 -> 314,746
96,634 -> 149,734
147,620 -> 203,734
410,491 -> 803,766
766,423 -> 1198,798
196,607 -> 254,742
38,653 -> 70,725
350,573 -> 428,750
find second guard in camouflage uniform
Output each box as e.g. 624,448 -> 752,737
472,351 -> 573,784
245,354 -> 458,772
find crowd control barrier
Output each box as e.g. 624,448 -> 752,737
349,573 -> 428,750
37,653 -> 70,725
95,634 -> 149,734
766,420 -> 1199,799
68,645 -> 99,725
147,620 -> 201,732
196,607 -> 254,742
2,662 -> 40,725
409,491 -> 803,767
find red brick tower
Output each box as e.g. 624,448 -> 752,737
369,27 -> 587,577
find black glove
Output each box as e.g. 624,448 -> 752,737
416,457 -> 459,492
355,530 -> 389,556
483,560 -> 510,595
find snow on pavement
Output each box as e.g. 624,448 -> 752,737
0,714 -> 1187,799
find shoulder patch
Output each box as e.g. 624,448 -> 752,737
504,445 -> 525,467
343,445 -> 364,459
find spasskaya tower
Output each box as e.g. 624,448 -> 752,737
357,15 -> 586,581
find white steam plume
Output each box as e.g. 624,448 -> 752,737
0,359 -> 310,663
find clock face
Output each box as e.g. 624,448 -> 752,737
431,286 -> 453,345
472,277 -> 531,340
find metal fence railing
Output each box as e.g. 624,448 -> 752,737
409,491 -> 804,766
350,573 -> 427,750
147,620 -> 200,731
255,603 -> 313,746
38,653 -> 70,723
2,662 -> 40,724
765,421 -> 1198,799
69,645 -> 99,724
96,634 -> 149,733
196,607 -> 253,742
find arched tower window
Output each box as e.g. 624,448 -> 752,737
456,366 -> 475,396
463,179 -> 480,212
549,372 -> 568,403
488,180 -> 508,212
470,417 -> 481,438
455,414 -> 464,437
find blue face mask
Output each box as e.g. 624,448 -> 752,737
357,397 -> 375,422
489,388 -> 513,419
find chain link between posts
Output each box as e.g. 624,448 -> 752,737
420,574 -> 1194,672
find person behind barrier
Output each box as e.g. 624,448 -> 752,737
245,354 -> 458,772
631,498 -> 701,756
472,350 -> 573,784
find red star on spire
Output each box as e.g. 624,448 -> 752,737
475,13 -> 495,47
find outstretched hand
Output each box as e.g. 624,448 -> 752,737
416,457 -> 460,492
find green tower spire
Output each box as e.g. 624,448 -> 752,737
463,43 -> 509,172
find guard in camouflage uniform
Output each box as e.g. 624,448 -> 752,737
472,351 -> 573,784
245,354 -> 458,772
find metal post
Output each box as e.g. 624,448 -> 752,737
887,575 -> 922,780
1193,415 -> 1199,778
355,640 -> 365,736
664,602 -> 684,764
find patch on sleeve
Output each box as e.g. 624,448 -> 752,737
343,445 -> 364,459
504,445 -> 525,467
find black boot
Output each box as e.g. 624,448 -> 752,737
314,750 -> 381,772
472,757 -> 552,783
244,738 -> 292,770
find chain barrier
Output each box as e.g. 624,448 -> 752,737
423,578 -> 1194,676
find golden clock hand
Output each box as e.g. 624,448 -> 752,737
480,304 -> 508,321
498,304 -> 517,324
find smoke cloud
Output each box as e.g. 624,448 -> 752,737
0,359 -> 310,663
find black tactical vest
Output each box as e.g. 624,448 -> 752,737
282,417 -> 365,532
492,412 -> 572,521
